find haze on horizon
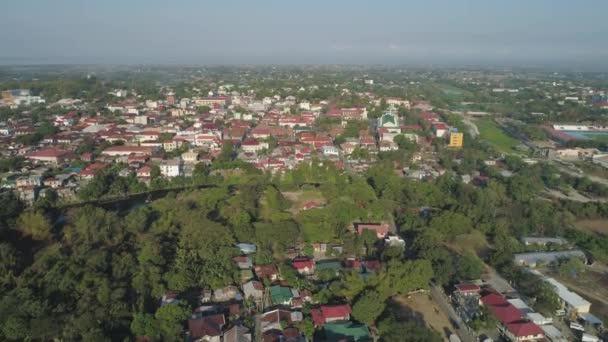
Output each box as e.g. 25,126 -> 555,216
2,0 -> 608,69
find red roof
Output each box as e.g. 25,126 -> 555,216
311,309 -> 325,326
188,314 -> 225,338
432,123 -> 448,130
355,223 -> 389,237
321,304 -> 351,319
362,260 -> 381,272
292,258 -> 315,270
254,264 -> 278,279
481,293 -> 508,307
27,148 -> 70,158
504,322 -> 544,338
455,284 -> 481,293
489,304 -> 524,324
344,259 -> 362,269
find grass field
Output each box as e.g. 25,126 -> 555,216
583,133 -> 608,143
476,119 -> 521,153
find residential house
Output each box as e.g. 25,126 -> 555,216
242,280 -> 264,303
159,159 -> 182,177
323,322 -> 371,342
291,258 -> 315,275
26,148 -> 72,165
354,222 -> 390,239
223,324 -> 252,342
233,256 -> 253,270
254,264 -> 280,281
311,304 -> 352,327
269,286 -> 298,306
187,314 -> 225,342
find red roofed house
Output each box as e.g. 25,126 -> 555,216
26,148 -> 72,165
504,322 -> 545,342
354,223 -> 390,239
291,258 -> 315,275
137,165 -> 152,179
311,304 -> 352,327
454,283 -> 481,297
432,123 -> 449,138
188,314 -> 225,342
481,292 -> 545,342
301,201 -> 322,210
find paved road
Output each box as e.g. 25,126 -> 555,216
430,285 -> 477,342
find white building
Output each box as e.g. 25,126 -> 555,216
159,159 -> 182,177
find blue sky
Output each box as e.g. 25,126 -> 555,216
1,0 -> 607,67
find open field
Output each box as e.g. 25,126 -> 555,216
281,189 -> 326,213
389,293 -> 453,341
583,133 -> 608,143
575,219 -> 608,235
476,118 -> 521,153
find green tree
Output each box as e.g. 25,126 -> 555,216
16,210 -> 52,240
131,312 -> 159,338
352,290 -> 385,326
155,302 -> 190,341
298,318 -> 315,341
456,251 -> 484,280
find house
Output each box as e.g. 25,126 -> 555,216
254,264 -> 280,281
301,201 -> 322,210
159,159 -> 182,177
544,277 -> 591,314
522,237 -> 568,246
291,258 -> 315,275
26,148 -> 72,165
513,250 -> 586,268
481,292 -> 545,342
223,324 -> 252,342
242,280 -> 264,303
213,285 -> 242,302
137,165 -> 152,179
315,260 -> 343,275
260,309 -> 303,337
323,322 -> 371,342
269,286 -> 297,306
233,256 -> 253,270
241,140 -> 268,153
432,123 -> 449,138
311,304 -> 352,327
188,314 -> 225,342
354,222 -> 389,239
236,243 -> 257,254
503,322 -> 545,342
101,146 -> 156,157
454,284 -> 481,297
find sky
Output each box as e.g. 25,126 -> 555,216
1,0 -> 608,68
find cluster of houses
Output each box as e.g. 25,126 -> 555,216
0,83 -> 466,204
450,237 -> 604,342
159,223 -> 401,342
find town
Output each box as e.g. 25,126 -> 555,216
1,65 -> 608,342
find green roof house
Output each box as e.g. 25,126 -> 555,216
269,285 -> 296,306
323,321 -> 371,342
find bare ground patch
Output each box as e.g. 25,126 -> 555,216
389,293 -> 453,341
